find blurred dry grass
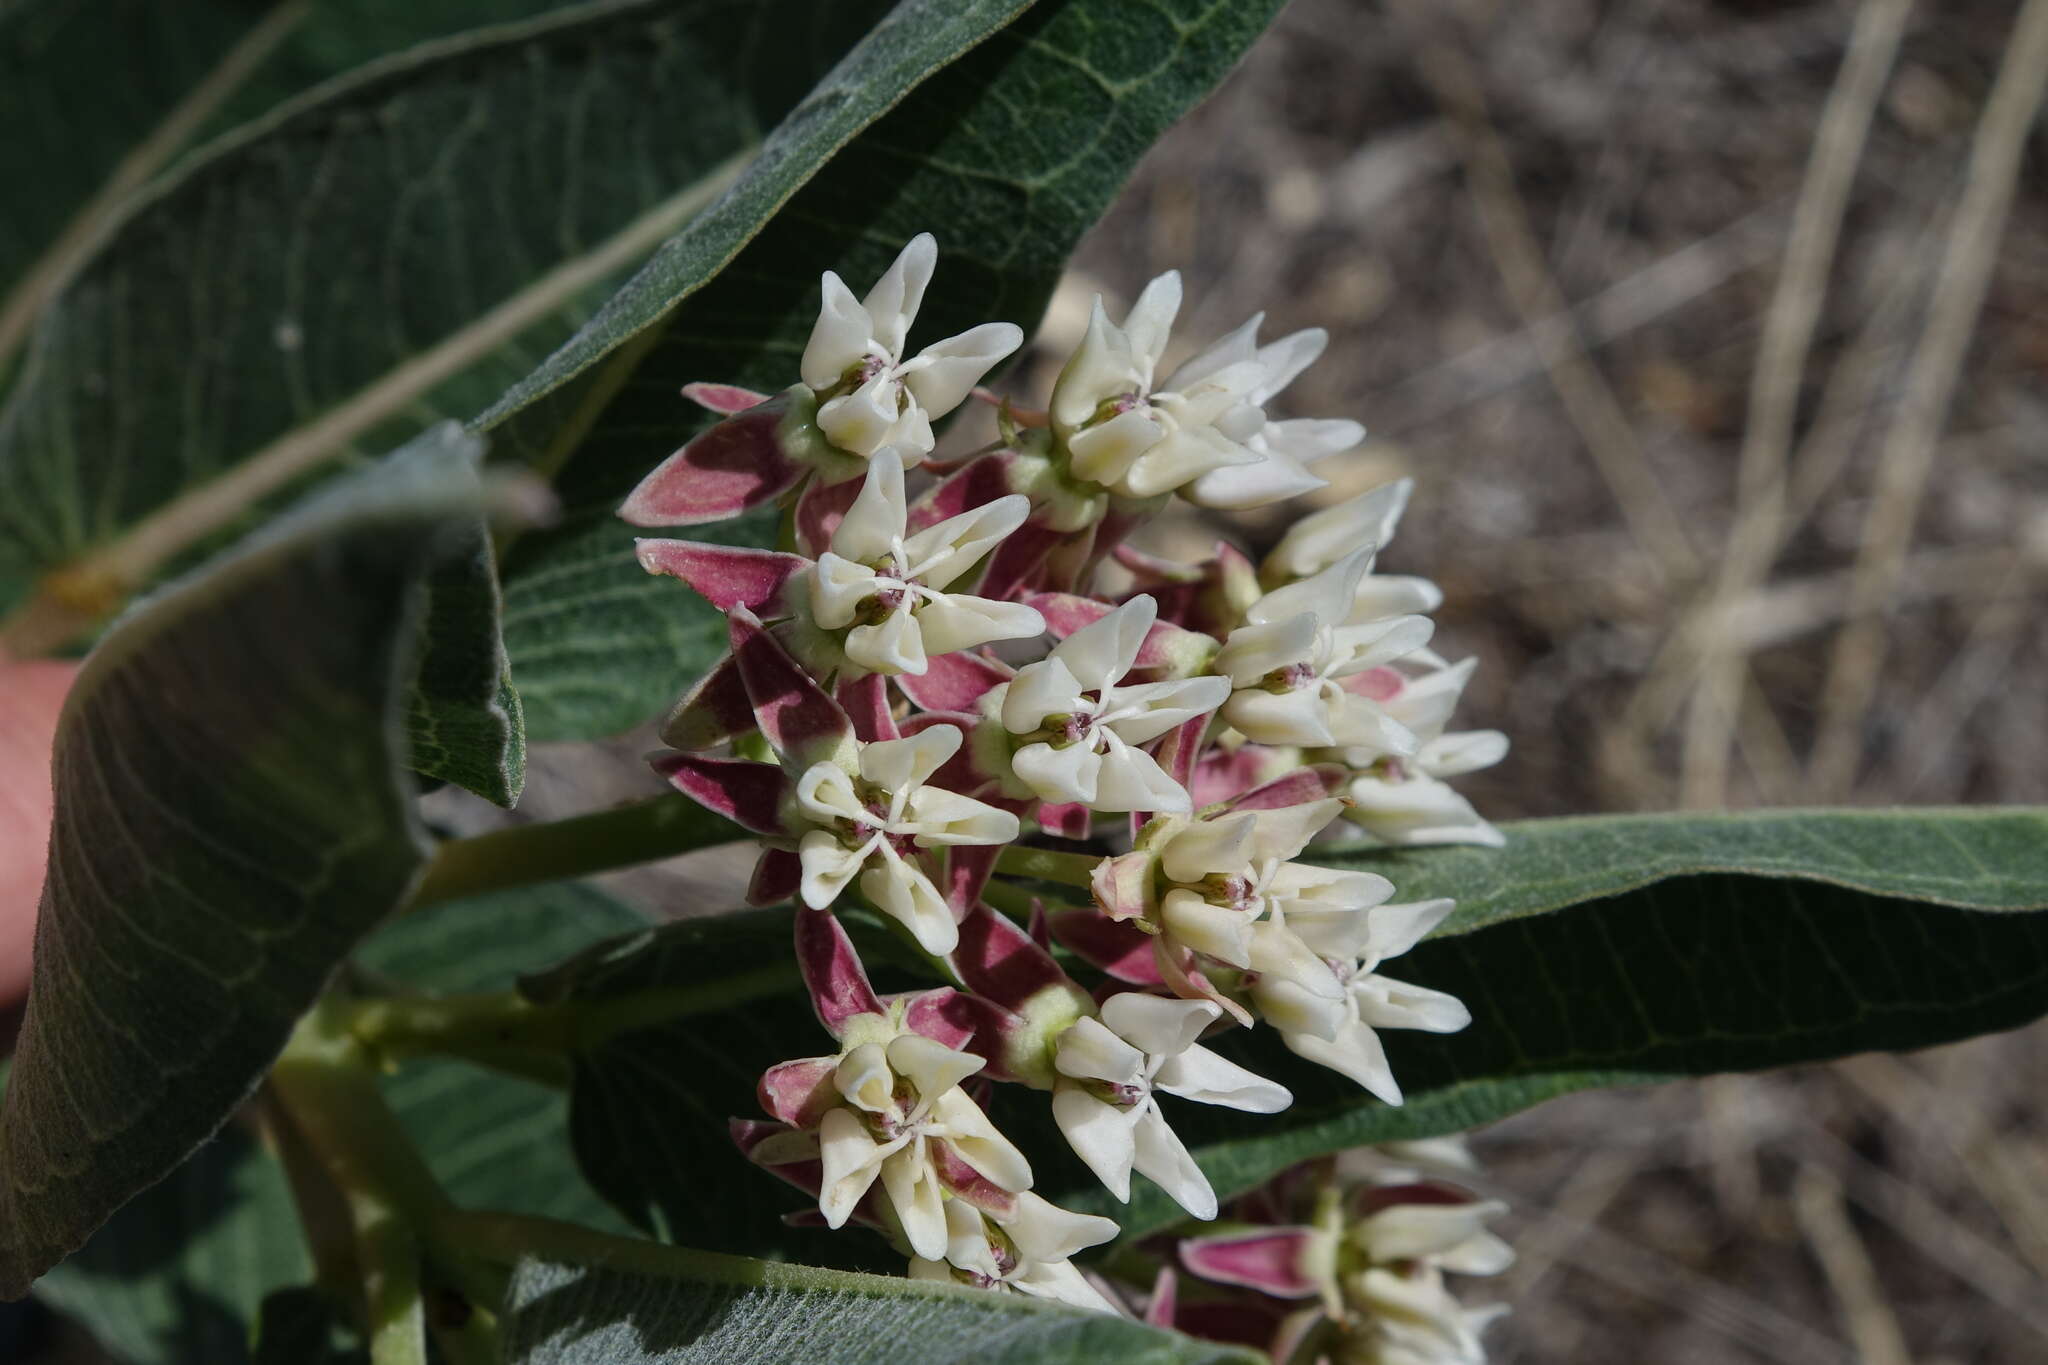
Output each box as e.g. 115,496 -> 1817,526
1037,0 -> 2047,1359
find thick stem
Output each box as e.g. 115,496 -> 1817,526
270,997 -> 506,1361
407,794 -> 743,910
994,844 -> 1101,889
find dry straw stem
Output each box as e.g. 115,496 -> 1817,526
1393,0 -> 1698,585
1792,1162 -> 1914,1365
1679,0 -> 1913,810
1807,0 -> 2048,796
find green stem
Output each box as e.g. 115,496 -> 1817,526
994,844 -> 1101,889
408,794 -> 743,910
270,997 -> 506,1361
342,962 -> 803,1071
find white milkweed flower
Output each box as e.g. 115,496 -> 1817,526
908,1192 -> 1121,1313
801,233 -> 1023,457
818,1031 -> 1033,1261
1342,659 -> 1508,849
1180,316 -> 1366,510
809,448 -> 1046,675
1049,273 -> 1264,500
1265,478 -> 1444,621
795,726 -> 1019,954
996,595 -> 1228,813
1051,993 -> 1291,1220
1278,898 -> 1472,1104
1213,547 -> 1435,750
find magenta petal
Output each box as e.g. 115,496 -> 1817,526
1050,910 -> 1163,985
1023,592 -> 1111,640
943,842 -> 999,913
729,607 -> 851,763
1341,665 -> 1406,702
636,539 -> 810,614
682,381 -> 771,414
795,908 -> 884,1035
619,401 -> 803,526
980,520 -> 1069,601
1230,766 -> 1346,812
795,473 -> 866,558
758,1056 -> 839,1127
1113,543 -> 1205,588
1151,714 -> 1210,794
1352,1180 -> 1477,1217
906,450 -> 1020,532
650,753 -> 790,834
1156,939 -> 1252,1025
835,673 -> 900,742
1179,1229 -> 1322,1299
899,987 -> 984,1053
949,904 -> 1077,1013
1144,1267 -> 1180,1330
660,652 -> 754,752
1038,801 -> 1092,841
1189,746 -> 1274,809
895,650 -> 1012,713
748,847 -> 803,906
933,1142 -> 1019,1218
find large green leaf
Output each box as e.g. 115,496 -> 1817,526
0,0 -> 1026,604
0,426 -> 485,1299
545,810 -> 2048,1255
490,0 -> 1289,740
498,1246 -> 1257,1363
0,0 -> 584,317
1354,807 -> 2048,929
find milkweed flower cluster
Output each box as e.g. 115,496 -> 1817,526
623,235 -> 1509,1326
1145,1141 -> 1513,1364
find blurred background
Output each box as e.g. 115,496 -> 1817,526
20,0 -> 2048,1360
1054,1 -> 2048,1360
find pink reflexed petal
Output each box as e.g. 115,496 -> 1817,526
635,539 -> 810,614
794,908 -> 884,1035
944,843 -> 1000,912
933,1142 -> 1020,1219
898,987 -> 984,1053
906,450 -> 1021,532
1342,665 -> 1406,703
1179,1229 -> 1322,1299
1050,910 -> 1164,985
1024,592 -> 1112,640
619,403 -> 803,526
1144,1267 -> 1179,1330
1113,543 -> 1205,588
980,520 -> 1070,601
794,471 -> 866,557
835,673 -> 900,742
1038,801 -> 1092,841
1156,939 -> 1253,1026
1152,714 -> 1211,793
1189,746 -> 1274,808
1229,765 -> 1347,812
748,847 -> 803,906
649,753 -> 790,834
682,381 -> 771,414
949,903 -> 1076,1012
729,607 -> 851,762
659,651 -> 754,751
1027,901 -> 1052,951
758,1056 -> 839,1127
895,650 -> 1012,712
1352,1180 -> 1476,1217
